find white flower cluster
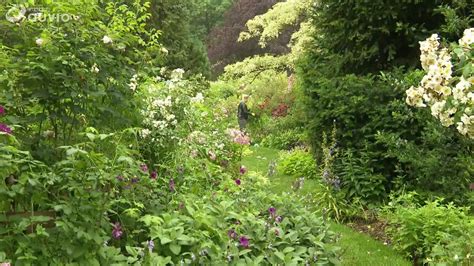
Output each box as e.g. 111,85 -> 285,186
459,28 -> 474,49
406,29 -> 473,138
141,94 -> 178,140
129,74 -> 138,92
170,68 -> 185,81
190,92 -> 204,103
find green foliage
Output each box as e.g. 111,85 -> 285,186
310,0 -> 473,74
0,0 -> 162,162
278,148 -> 317,179
299,65 -> 474,204
383,192 -> 474,265
337,149 -> 386,205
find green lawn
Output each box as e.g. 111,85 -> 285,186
242,146 -> 411,266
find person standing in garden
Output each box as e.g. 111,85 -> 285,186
237,94 -> 251,131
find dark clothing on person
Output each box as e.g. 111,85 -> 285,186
238,101 -> 250,119
238,101 -> 250,130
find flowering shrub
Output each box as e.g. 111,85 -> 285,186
406,28 -> 474,138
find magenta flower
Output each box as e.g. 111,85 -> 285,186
268,207 -> 276,218
112,222 -> 123,239
239,165 -> 247,175
0,124 -> 12,135
140,163 -> 148,172
239,236 -> 250,248
235,179 -> 241,186
150,171 -> 157,180
169,178 -> 175,192
227,229 -> 237,239
0,105 -> 5,116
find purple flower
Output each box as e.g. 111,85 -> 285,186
140,163 -> 148,172
239,236 -> 250,248
147,240 -> 155,252
116,175 -> 124,182
239,165 -> 247,175
112,222 -> 123,239
0,105 -> 5,116
235,179 -> 241,186
150,171 -> 157,180
268,207 -> 276,218
169,178 -> 175,192
0,123 -> 12,135
275,216 -> 283,223
227,229 -> 237,239
131,177 -> 139,184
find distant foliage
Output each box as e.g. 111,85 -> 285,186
207,0 -> 292,76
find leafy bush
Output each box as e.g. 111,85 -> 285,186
278,147 -> 317,179
383,193 -> 474,265
337,149 -> 386,205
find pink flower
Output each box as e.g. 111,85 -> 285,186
140,163 -> 148,172
150,171 -> 157,180
233,133 -> 250,145
239,165 -> 247,175
0,123 -> 12,135
235,179 -> 241,186
1,263 -> 11,266
239,236 -> 250,248
112,222 -> 123,239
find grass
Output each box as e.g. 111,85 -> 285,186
242,145 -> 411,266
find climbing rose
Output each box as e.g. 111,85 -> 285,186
240,165 -> 247,175
235,179 -> 241,186
239,236 -> 250,248
112,222 -> 123,239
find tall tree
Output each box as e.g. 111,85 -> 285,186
207,0 -> 292,77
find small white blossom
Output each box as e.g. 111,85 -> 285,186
36,38 -> 44,46
102,35 -> 113,44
